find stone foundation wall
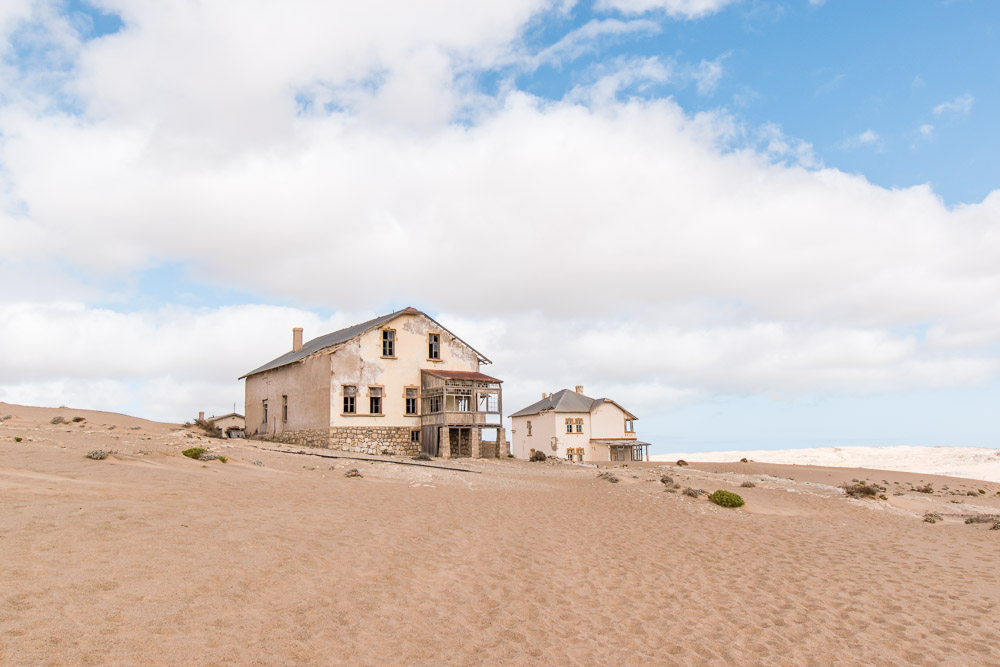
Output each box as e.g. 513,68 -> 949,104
329,426 -> 420,457
257,428 -> 330,447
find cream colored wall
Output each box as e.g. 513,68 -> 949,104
244,352 -> 332,437
512,412 -> 592,459
328,312 -> 480,428
590,401 -> 630,439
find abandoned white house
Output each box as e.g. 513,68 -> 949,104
240,307 -> 505,458
510,387 -> 650,462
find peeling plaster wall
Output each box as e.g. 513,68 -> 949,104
328,312 -> 480,428
244,352 -> 332,437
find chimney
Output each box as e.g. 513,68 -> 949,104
292,327 -> 303,352
542,392 -> 547,400
198,411 -> 204,421
575,385 -> 584,394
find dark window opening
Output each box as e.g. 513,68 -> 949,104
382,329 -> 395,357
343,385 -> 356,414
428,333 -> 440,359
370,387 -> 382,414
282,395 -> 288,422
405,388 -> 418,415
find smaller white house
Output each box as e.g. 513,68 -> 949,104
509,386 -> 649,462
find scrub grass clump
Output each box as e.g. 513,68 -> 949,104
707,489 -> 745,508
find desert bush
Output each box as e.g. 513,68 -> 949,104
740,481 -> 756,488
85,450 -> 108,460
50,416 -> 65,424
682,487 -> 703,498
250,460 -> 264,466
979,489 -> 987,494
676,460 -> 688,467
923,512 -> 942,524
344,468 -> 362,478
412,453 -> 432,461
0,415 -> 11,421
966,491 -> 978,497
182,447 -> 207,459
841,482 -> 884,498
529,450 -> 547,462
964,514 -> 1000,525
71,416 -> 85,423
660,475 -> 673,486
914,484 -> 934,494
740,457 -> 749,463
708,489 -> 745,508
597,471 -> 619,483
14,436 -> 22,442
192,418 -> 222,438
507,453 -> 514,458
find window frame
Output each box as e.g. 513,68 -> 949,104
282,395 -> 288,422
342,385 -> 357,415
404,386 -> 419,416
410,429 -> 420,444
427,332 -> 441,361
368,386 -> 383,415
527,420 -> 532,436
262,399 -> 268,424
381,328 -> 396,358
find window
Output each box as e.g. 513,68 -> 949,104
429,396 -> 442,413
369,387 -> 382,414
456,395 -> 470,412
262,400 -> 268,424
343,385 -> 356,414
405,388 -> 418,415
282,395 -> 288,422
527,420 -> 532,436
382,329 -> 395,357
565,418 -> 573,434
566,447 -> 574,460
625,419 -> 634,433
410,430 -> 420,443
428,333 -> 440,360
575,418 -> 583,434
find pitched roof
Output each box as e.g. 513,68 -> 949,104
422,370 -> 503,383
509,389 -> 637,419
240,307 -> 491,379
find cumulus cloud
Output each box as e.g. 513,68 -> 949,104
933,93 -> 974,117
1,0 -> 999,425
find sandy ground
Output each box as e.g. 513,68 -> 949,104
2,402 -> 1000,666
653,445 -> 1000,483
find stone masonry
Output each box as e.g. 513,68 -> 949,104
255,426 -> 419,457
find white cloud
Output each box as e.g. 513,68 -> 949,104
920,123 -> 934,138
529,18 -> 661,70
1,1 -> 1000,423
594,0 -> 736,18
840,128 -> 883,151
809,0 -> 827,6
933,93 -> 974,117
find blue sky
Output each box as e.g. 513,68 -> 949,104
1,0 -> 998,453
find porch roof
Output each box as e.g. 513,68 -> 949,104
591,439 -> 651,447
422,369 -> 503,383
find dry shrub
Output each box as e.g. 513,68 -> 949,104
597,471 -> 619,484
682,487 -> 703,498
964,514 -> 1000,525
923,512 -> 942,524
344,468 -> 362,478
740,481 -> 756,488
676,460 -> 689,467
915,484 -> 934,494
841,482 -> 885,498
529,450 -> 547,462
708,490 -> 745,508
85,450 -> 108,460
50,416 -> 65,424
412,453 -> 432,461
660,475 -> 673,486
192,418 -> 222,438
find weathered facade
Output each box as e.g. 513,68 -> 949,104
241,308 -> 506,457
509,386 -> 649,462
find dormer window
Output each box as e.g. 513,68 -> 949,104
382,329 -> 395,357
625,419 -> 634,433
428,333 -> 440,360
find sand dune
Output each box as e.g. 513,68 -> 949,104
2,402 -> 1000,665
653,445 -> 1000,483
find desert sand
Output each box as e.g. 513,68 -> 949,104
2,402 -> 1000,666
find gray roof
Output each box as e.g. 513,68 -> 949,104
509,389 -> 638,419
240,307 -> 490,379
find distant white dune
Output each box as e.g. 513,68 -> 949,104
652,446 -> 1000,483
